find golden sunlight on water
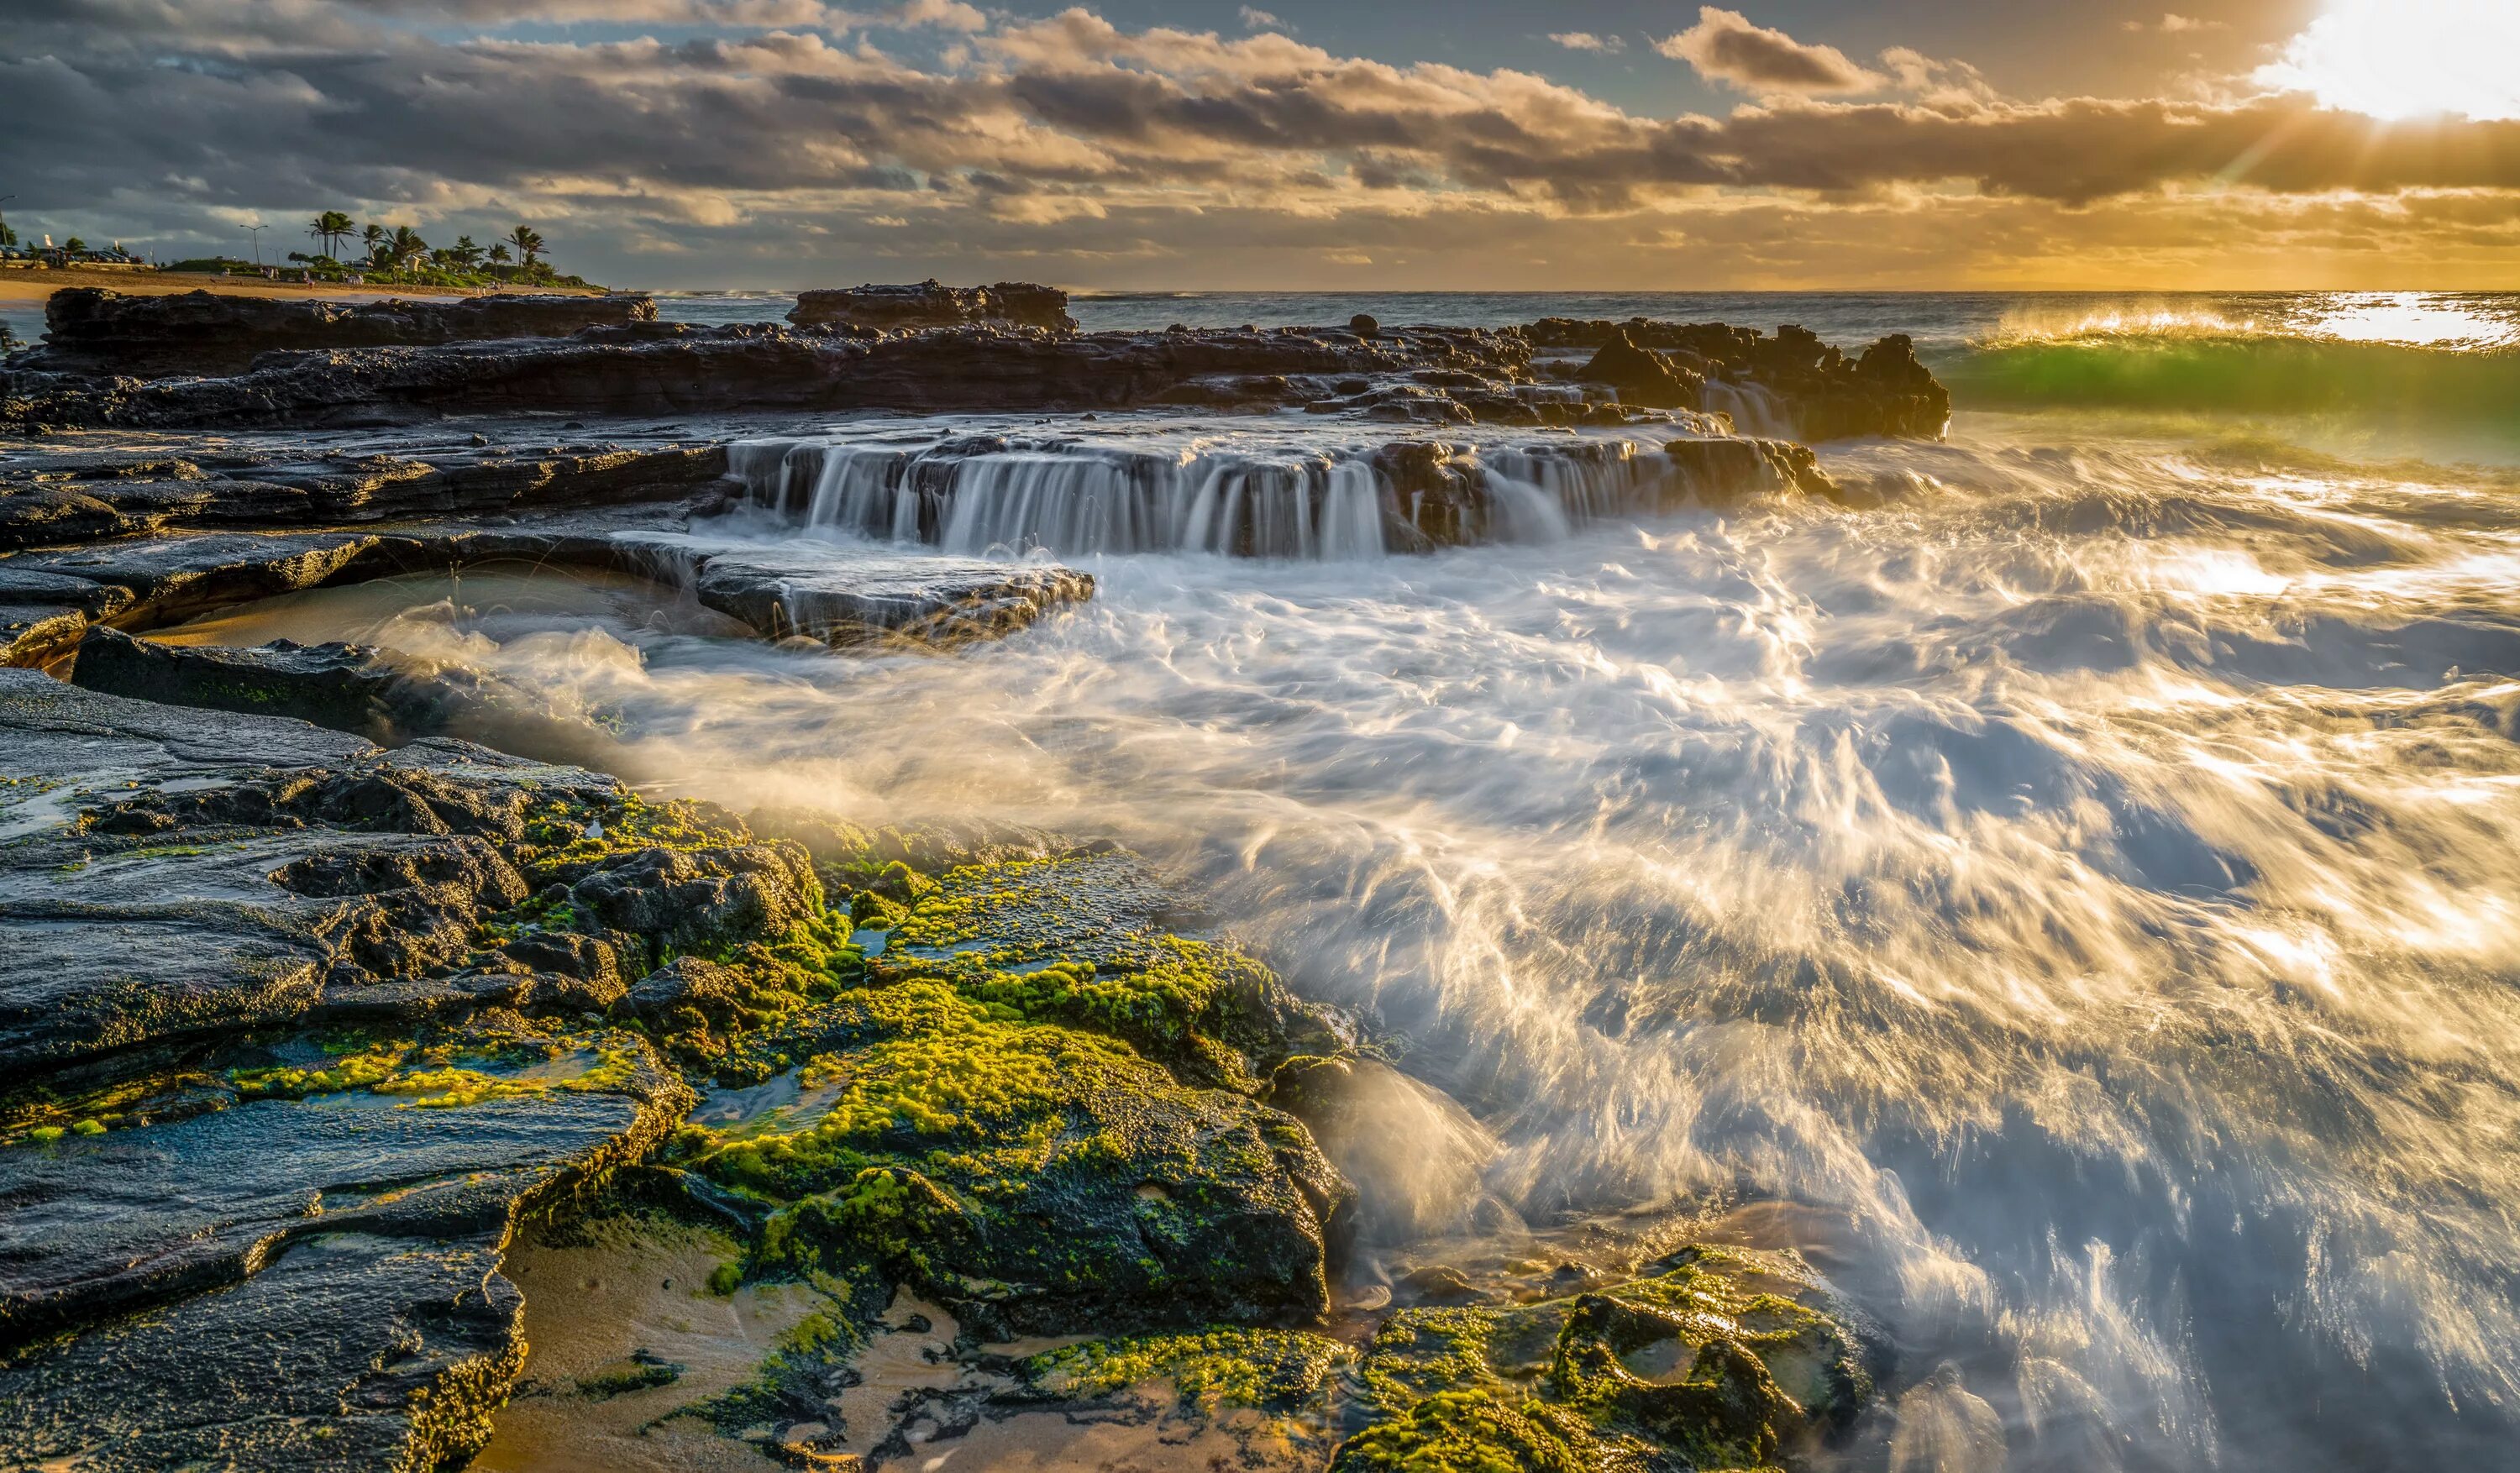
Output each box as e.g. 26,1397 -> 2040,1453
2300,292 -> 2520,348
1979,292 -> 2517,349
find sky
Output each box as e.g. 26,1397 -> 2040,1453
2,0 -> 2517,291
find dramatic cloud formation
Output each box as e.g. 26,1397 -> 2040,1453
1656,6 -> 1885,97
1,0 -> 2516,288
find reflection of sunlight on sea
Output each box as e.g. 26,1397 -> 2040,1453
2302,291 -> 2520,348
1977,291 -> 2520,350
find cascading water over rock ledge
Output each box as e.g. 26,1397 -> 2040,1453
724,429 -> 1833,558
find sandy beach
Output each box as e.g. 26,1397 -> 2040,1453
0,265 -> 601,305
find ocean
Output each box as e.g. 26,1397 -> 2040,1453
30,287 -> 2520,1467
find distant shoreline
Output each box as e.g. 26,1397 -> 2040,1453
0,265 -> 606,306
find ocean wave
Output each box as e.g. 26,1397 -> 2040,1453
1942,312 -> 2520,419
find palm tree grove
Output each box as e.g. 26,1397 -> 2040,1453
187,211 -> 598,289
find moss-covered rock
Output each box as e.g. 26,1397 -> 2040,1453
1331,1387 -> 1609,1473
873,852 -> 1343,1091
1340,1245 -> 1877,1473
1019,1325 -> 1356,1414
675,978 -> 1352,1337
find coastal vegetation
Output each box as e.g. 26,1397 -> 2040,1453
6,206 -> 601,290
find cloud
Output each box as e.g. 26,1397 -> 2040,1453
1238,7 -> 1281,29
1550,32 -> 1625,55
3,3 -> 2518,289
1655,7 -> 1884,96
2124,13 -> 2225,34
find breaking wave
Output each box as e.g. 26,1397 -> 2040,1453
1940,297 -> 2520,423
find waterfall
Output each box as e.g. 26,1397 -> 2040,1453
727,432 -> 1812,560
1704,378 -> 1792,437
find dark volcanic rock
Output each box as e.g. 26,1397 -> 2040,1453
788,279 -> 1078,333
1664,434 -> 1835,499
1580,326 -> 1704,409
70,624 -> 622,765
6,314 -> 1946,441
12,529 -> 381,629
0,437 -> 727,554
0,606 -> 89,669
618,953 -> 749,1028
0,1035 -> 689,1470
3,322 -> 1540,433
563,843 -> 819,963
1534,316 -> 1950,438
22,288 -> 657,378
0,491 -> 1094,669
0,669 -> 810,1072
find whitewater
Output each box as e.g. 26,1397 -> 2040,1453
265,291 -> 2520,1470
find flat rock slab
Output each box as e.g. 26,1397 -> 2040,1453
0,437 -> 727,554
0,502 -> 718,665
24,288 -> 658,379
71,625 -> 625,768
620,533 -> 1094,646
0,1078 -> 650,1337
0,1050 -> 686,1471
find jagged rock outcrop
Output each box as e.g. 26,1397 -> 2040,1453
0,670 -> 899,1466
17,288 -> 657,378
787,279 -> 1078,333
1532,316 -> 1951,438
1579,326 -> 1704,409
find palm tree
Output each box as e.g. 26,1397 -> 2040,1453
487,243 -> 512,266
387,225 -> 428,270
308,210 -> 354,260
503,225 -> 545,272
443,234 -> 483,271
360,223 -> 386,264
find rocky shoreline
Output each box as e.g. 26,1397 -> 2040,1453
2,286 -> 1946,441
0,286 -> 1932,1470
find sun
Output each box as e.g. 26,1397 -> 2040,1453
2257,0 -> 2520,122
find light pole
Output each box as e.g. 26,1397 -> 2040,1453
244,223 -> 265,266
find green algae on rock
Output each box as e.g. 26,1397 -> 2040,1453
1340,1245 -> 1879,1473
1020,1325 -> 1357,1414
672,976 -> 1353,1338
872,852 -> 1345,1090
